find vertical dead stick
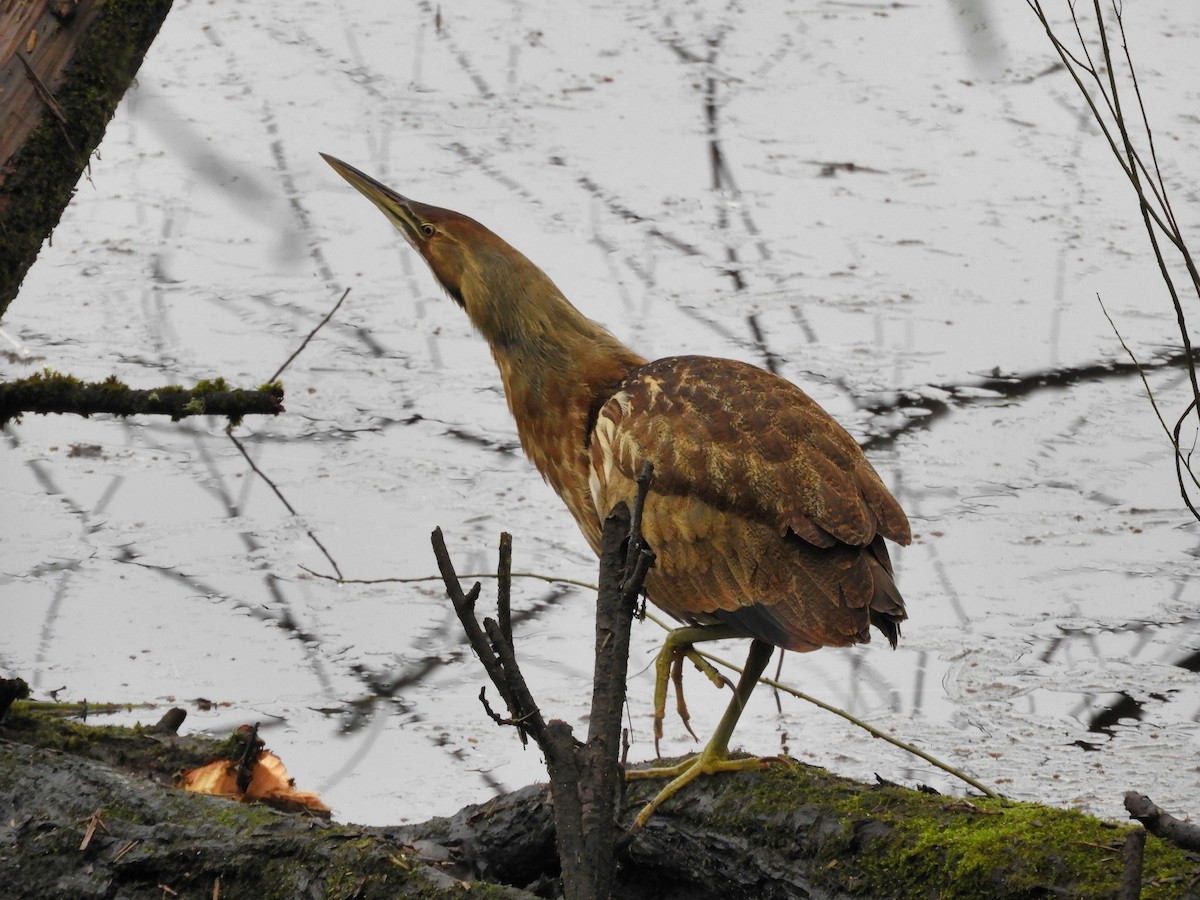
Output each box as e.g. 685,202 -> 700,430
429,464 -> 653,900
1117,828 -> 1146,900
498,532 -> 513,649
579,464 -> 655,895
578,502 -> 636,896
431,527 -> 528,739
621,462 -> 656,599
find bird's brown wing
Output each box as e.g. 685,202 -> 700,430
588,355 -> 909,652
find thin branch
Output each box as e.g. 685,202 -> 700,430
1025,1 -> 1182,248
1096,294 -> 1200,514
430,527 -> 533,742
1027,0 -> 1200,521
482,616 -> 545,746
1114,10 -> 1177,234
1171,400 -> 1200,522
298,565 -> 597,592
429,473 -> 654,897
673,627 -> 1003,800
269,287 -> 351,383
226,427 -> 344,580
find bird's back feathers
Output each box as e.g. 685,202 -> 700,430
587,355 -> 909,652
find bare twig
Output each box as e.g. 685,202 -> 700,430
332,556 -> 996,800
298,564 -> 596,592
1097,296 -> 1200,519
1025,0 -> 1200,520
644,609 -> 1003,800
226,427 -> 344,580
430,527 -> 535,743
269,287 -> 351,383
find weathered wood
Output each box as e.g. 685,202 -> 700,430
0,0 -> 174,319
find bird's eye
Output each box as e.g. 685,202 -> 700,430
419,223 -> 436,237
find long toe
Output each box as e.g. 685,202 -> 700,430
629,753 -> 774,828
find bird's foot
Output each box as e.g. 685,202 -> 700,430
651,636 -> 734,755
626,749 -> 775,828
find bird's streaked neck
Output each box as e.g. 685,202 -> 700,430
460,246 -> 642,388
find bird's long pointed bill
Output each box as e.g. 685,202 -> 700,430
320,153 -> 421,235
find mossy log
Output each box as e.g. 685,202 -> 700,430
0,706 -> 533,899
0,0 -> 174,320
2,705 -> 1197,899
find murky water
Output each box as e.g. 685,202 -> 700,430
3,0 -> 1198,826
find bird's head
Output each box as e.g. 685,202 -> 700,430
321,154 -> 562,342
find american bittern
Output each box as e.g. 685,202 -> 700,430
322,154 -> 911,827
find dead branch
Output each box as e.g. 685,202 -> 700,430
1117,827 -> 1146,900
430,463 -> 654,900
1124,791 -> 1200,853
1025,0 -> 1200,520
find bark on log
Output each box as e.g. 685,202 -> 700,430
3,705 -> 1198,899
0,707 -> 535,899
0,0 -> 174,319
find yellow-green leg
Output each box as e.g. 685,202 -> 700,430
629,638 -> 776,828
649,624 -> 740,753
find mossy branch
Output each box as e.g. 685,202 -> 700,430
0,369 -> 284,428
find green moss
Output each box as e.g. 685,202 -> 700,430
99,800 -> 152,827
680,760 -> 1200,900
0,369 -> 282,426
207,797 -> 283,832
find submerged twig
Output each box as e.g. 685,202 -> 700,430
225,284 -> 352,579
